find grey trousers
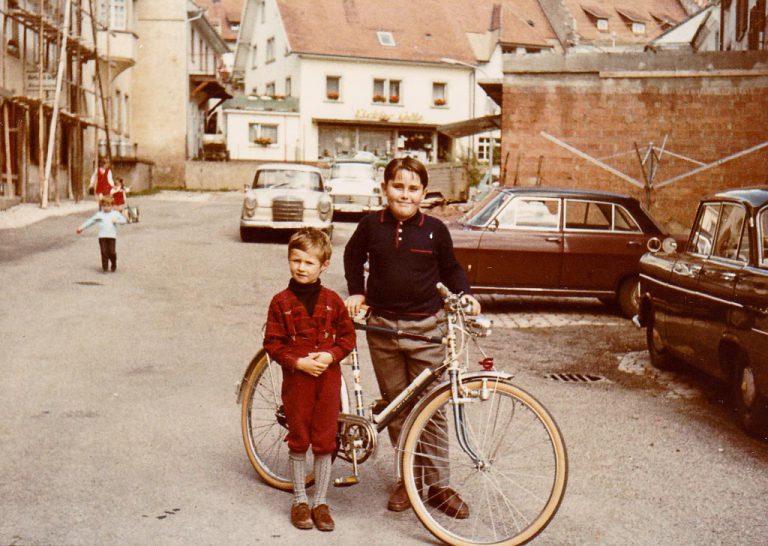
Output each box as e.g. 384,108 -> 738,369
366,311 -> 449,488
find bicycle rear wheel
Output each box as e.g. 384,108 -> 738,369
400,376 -> 567,545
240,351 -> 314,490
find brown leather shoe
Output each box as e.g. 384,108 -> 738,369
311,504 -> 335,532
290,502 -> 313,530
387,480 -> 410,512
427,486 -> 470,519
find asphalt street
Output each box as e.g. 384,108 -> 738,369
2,191 -> 768,545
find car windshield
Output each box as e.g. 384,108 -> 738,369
253,170 -> 322,191
460,190 -> 511,227
331,163 -> 375,180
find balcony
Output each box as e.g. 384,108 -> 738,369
96,29 -> 138,78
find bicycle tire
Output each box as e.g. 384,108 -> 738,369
240,351 -> 315,490
400,376 -> 567,545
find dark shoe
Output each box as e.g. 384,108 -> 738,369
387,480 -> 410,512
427,486 -> 470,519
290,502 -> 313,530
311,504 -> 335,532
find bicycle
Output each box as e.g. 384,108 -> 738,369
235,283 -> 568,545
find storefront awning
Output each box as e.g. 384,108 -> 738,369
437,114 -> 501,138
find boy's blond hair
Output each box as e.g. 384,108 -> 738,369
288,228 -> 332,263
99,196 -> 114,207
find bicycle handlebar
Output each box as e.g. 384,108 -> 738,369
353,321 -> 445,345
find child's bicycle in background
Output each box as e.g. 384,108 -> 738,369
236,284 -> 568,545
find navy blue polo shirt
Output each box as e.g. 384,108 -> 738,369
344,208 -> 472,319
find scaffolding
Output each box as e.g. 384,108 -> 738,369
0,0 -> 111,206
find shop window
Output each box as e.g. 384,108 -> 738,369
266,37 -> 275,63
326,76 -> 340,100
432,82 -> 447,106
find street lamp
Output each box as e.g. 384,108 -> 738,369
441,57 -> 477,157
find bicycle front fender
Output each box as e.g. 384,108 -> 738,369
393,370 -> 515,480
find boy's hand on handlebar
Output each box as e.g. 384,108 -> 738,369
461,294 -> 482,316
295,356 -> 329,377
345,294 -> 367,317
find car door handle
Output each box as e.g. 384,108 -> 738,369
545,237 -> 560,242
626,241 -> 642,247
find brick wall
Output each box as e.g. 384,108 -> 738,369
501,52 -> 768,232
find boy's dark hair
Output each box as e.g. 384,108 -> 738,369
383,157 -> 428,189
288,228 -> 332,263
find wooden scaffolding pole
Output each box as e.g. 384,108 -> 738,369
42,0 -> 74,209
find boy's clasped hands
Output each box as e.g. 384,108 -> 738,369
295,351 -> 334,377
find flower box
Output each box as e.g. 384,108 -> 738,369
434,98 -> 446,106
326,91 -> 339,100
389,95 -> 400,103
372,94 -> 386,103
254,137 -> 272,147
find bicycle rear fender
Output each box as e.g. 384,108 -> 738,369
235,349 -> 268,405
393,370 -> 515,480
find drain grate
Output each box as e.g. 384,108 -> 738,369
547,372 -> 608,383
75,281 -> 103,286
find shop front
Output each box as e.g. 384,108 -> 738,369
314,116 -> 450,163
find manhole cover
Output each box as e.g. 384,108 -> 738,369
547,372 -> 608,383
75,281 -> 103,286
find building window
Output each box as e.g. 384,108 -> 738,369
326,76 -> 340,100
249,123 -> 278,146
265,81 -> 275,96
285,77 -> 292,97
377,31 -> 395,46
111,0 -> 127,30
114,90 -> 122,133
372,78 -> 401,103
477,137 -> 501,162
124,94 -> 130,137
596,18 -> 608,31
581,4 -> 611,32
260,0 -> 266,24
266,37 -> 275,62
432,82 -> 447,106
631,22 -> 645,34
230,23 -> 240,32
251,45 -> 258,68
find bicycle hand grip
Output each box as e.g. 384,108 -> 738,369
436,282 -> 451,299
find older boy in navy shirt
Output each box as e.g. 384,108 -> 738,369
344,157 -> 480,518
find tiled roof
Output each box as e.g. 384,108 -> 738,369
564,0 -> 689,43
196,0 -> 243,42
277,0 -> 556,64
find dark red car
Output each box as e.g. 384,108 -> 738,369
450,187 -> 672,317
638,187 -> 768,437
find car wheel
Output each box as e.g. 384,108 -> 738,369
733,359 -> 768,438
240,226 -> 253,243
617,276 -> 640,318
646,309 -> 675,371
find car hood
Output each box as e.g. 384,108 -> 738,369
247,188 -> 326,206
328,178 -> 378,190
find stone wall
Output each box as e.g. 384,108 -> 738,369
500,51 -> 768,232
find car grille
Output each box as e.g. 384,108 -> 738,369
273,197 -> 304,221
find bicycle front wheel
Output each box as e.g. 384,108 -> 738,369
240,351 -> 314,491
401,377 -> 567,545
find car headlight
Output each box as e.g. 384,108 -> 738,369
244,196 -> 257,218
318,198 -> 332,220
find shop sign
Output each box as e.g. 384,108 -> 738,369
354,109 -> 424,123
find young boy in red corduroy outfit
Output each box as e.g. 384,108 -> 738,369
263,228 -> 355,532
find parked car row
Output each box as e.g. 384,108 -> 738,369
638,187 -> 768,438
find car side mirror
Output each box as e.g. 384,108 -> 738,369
487,218 -> 499,233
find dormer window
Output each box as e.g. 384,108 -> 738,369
616,6 -> 650,36
581,4 -> 611,32
377,31 -> 395,46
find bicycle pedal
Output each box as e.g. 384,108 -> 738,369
333,475 -> 359,488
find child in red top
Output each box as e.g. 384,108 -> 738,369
263,228 -> 355,532
111,178 -> 127,211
